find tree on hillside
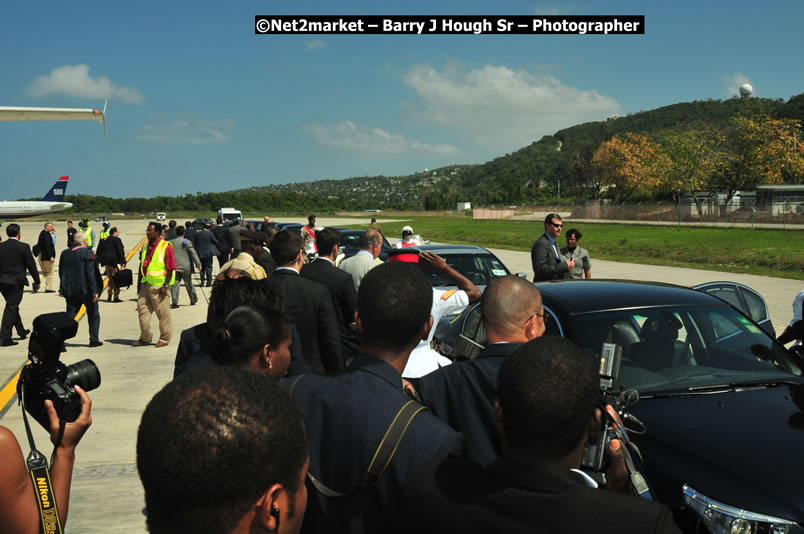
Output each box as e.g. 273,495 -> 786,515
656,123 -> 726,217
711,116 -> 804,204
591,133 -> 670,202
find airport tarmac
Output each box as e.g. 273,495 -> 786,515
0,217 -> 799,533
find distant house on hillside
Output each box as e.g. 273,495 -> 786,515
456,202 -> 471,211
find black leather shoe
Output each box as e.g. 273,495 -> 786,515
170,304 -> 179,309
113,298 -> 122,303
45,290 -> 56,293
190,300 -> 197,306
89,341 -> 104,347
18,329 -> 30,339
1,339 -> 18,347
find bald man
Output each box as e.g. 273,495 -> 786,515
411,275 -> 545,465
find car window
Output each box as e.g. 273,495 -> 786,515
340,233 -> 363,253
421,252 -> 509,287
740,286 -> 768,322
455,303 -> 486,359
709,311 -> 741,341
701,286 -> 745,314
543,308 -> 562,337
571,305 -> 802,394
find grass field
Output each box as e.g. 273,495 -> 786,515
348,217 -> 804,281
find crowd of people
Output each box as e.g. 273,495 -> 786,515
1,214 -> 801,534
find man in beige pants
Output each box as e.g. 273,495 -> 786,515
133,222 -> 175,348
36,222 -> 57,292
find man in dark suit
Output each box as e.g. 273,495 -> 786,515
97,226 -> 127,302
183,220 -> 196,245
253,224 -> 277,276
227,219 -> 242,259
403,336 -> 682,534
164,220 -> 178,240
284,262 -> 462,534
411,275 -> 544,465
59,231 -> 102,347
37,222 -> 57,293
0,224 -> 40,346
531,212 -> 575,281
267,229 -> 343,373
301,227 -> 359,362
193,223 -> 219,287
211,218 -> 230,269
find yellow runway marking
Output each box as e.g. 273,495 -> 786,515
0,236 -> 148,419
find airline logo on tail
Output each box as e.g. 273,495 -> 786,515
41,176 -> 69,202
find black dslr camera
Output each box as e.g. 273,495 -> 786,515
18,312 -> 101,429
581,343 -> 642,471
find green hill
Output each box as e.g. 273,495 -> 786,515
56,93 -> 804,214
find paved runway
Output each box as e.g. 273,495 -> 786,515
0,217 -> 799,533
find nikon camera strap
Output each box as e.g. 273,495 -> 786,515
288,375 -> 429,498
18,381 -> 64,534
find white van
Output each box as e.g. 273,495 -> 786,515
217,208 -> 242,222
156,212 -> 167,221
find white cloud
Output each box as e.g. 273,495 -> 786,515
402,63 -> 621,151
725,73 -> 753,98
27,64 -> 144,104
305,40 -> 327,51
135,117 -> 235,144
306,121 -> 458,157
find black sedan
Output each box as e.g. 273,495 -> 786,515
434,280 -> 804,533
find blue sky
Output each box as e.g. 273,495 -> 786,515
1,0 -> 802,199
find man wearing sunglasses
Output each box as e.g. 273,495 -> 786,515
531,213 -> 575,282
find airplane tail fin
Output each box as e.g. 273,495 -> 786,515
41,176 -> 69,202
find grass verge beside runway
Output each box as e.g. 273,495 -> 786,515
349,217 -> 804,281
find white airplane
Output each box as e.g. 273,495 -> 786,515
0,102 -> 106,135
0,176 -> 73,218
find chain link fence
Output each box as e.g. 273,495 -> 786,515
474,200 -> 804,228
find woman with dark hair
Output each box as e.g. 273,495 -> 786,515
560,228 -> 592,280
212,304 -> 292,379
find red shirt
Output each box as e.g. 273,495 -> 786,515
143,237 -> 176,272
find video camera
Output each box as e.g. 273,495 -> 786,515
17,312 -> 101,429
581,342 -> 642,471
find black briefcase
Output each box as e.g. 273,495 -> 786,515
113,268 -> 133,288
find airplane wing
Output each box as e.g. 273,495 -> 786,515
0,106 -> 104,122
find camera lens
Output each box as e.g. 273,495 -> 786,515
64,359 -> 101,392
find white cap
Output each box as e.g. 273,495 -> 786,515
402,225 -> 413,233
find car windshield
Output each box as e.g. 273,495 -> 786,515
570,305 -> 803,394
420,253 -> 509,287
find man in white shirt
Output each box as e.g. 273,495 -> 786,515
401,251 -> 481,378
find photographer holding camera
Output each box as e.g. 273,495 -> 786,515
403,336 -> 682,533
0,385 -> 92,534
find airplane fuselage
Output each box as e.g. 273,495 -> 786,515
0,201 -> 73,219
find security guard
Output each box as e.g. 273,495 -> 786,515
133,221 -> 176,348
99,221 -> 111,240
283,262 -> 461,534
79,219 -> 96,251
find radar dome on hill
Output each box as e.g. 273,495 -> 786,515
739,83 -> 753,98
